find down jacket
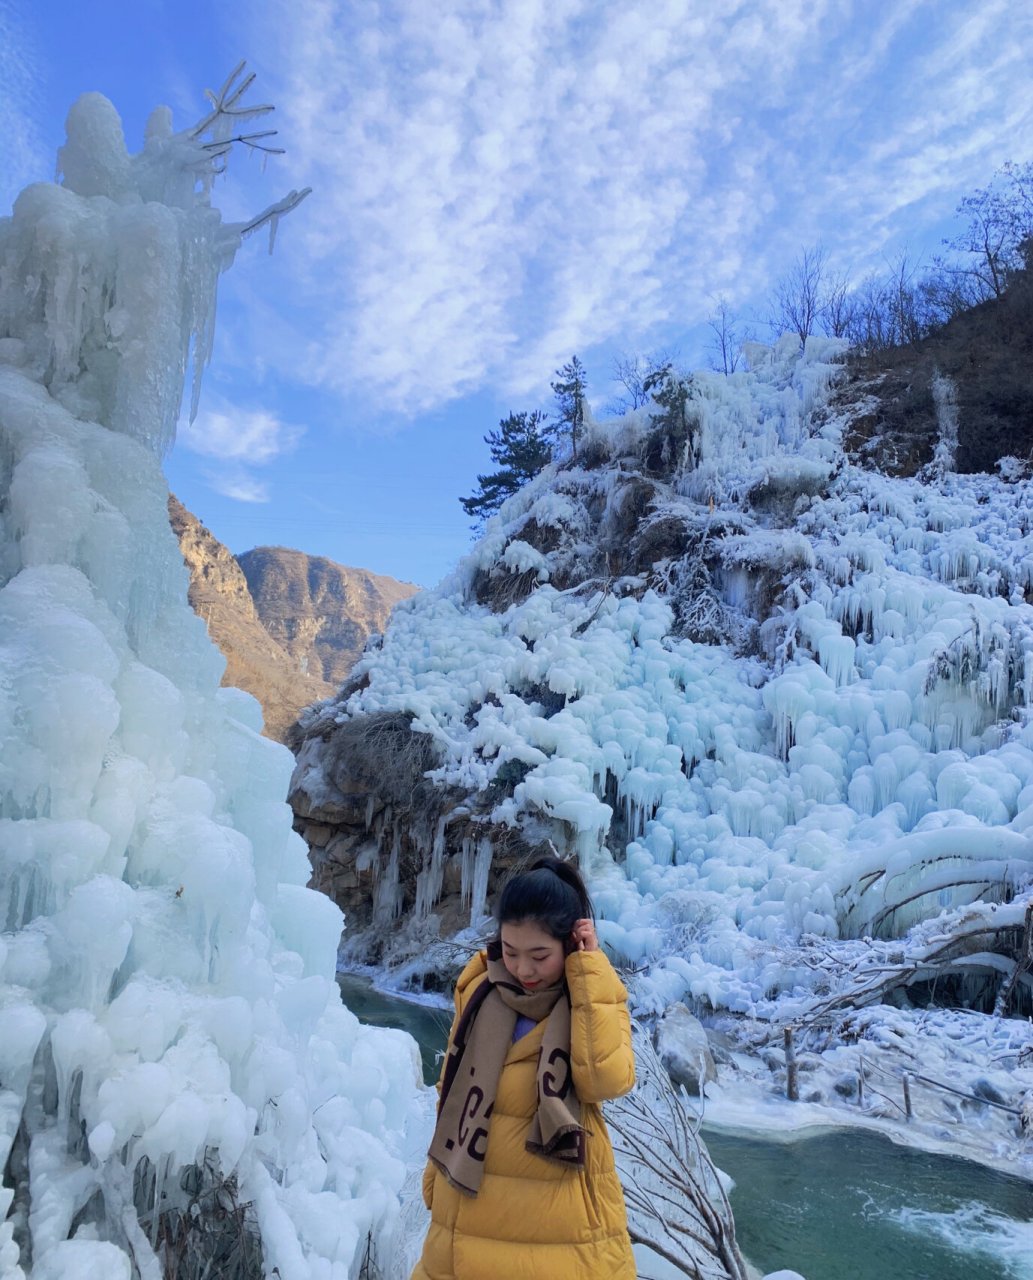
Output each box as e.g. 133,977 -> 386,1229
411,947 -> 636,1280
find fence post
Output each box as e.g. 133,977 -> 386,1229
784,1027 -> 798,1102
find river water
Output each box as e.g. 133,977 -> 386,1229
337,973 -> 1033,1279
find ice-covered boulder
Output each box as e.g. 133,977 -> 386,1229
656,1002 -> 718,1095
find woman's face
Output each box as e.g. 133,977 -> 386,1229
500,919 -> 566,991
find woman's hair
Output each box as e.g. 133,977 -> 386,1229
495,855 -> 594,942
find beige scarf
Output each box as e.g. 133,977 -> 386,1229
428,943 -> 584,1196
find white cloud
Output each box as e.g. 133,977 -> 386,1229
179,406 -> 303,464
206,469 -> 271,503
179,404 -> 303,503
248,0 -> 1033,414
0,1 -> 48,213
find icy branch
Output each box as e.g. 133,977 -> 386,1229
202,131 -> 285,158
190,62 -> 274,138
605,1027 -> 749,1280
232,187 -> 313,255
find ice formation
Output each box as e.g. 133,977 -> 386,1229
0,82 -> 422,1278
298,333 -> 1033,1169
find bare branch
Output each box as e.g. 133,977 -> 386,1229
191,63 -> 274,138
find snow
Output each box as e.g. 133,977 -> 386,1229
0,87 -> 422,1278
305,331 -> 1033,1178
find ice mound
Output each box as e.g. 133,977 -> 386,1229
0,78 -> 422,1278
302,328 -> 1033,1047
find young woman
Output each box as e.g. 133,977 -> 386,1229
411,855 -> 636,1280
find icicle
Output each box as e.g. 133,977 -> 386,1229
469,838 -> 493,924
459,837 -> 474,909
373,825 -> 401,926
412,816 -> 448,921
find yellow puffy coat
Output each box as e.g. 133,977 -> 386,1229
411,947 -> 636,1280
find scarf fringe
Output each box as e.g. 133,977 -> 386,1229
429,1154 -> 478,1198
526,1122 -> 585,1164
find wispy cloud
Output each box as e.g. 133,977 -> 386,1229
207,470 -> 271,503
250,0 -> 1033,413
179,404 -> 303,502
0,1 -> 48,213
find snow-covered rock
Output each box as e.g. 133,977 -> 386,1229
656,1002 -> 717,1095
291,311 -> 1033,1174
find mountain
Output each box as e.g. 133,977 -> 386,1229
237,546 -> 418,689
168,498 -> 416,741
287,293 -> 1033,1167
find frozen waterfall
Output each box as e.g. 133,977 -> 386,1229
0,74 -> 423,1279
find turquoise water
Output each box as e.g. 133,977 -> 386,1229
704,1126 -> 1033,1280
338,973 -> 1033,1280
337,973 -> 451,1084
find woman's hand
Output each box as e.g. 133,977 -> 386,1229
571,918 -> 599,952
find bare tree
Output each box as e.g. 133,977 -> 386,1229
821,268 -> 855,338
844,272 -> 893,352
606,1026 -> 749,1280
919,259 -> 985,327
705,298 -> 752,374
608,350 -> 678,414
885,250 -> 927,347
838,248 -> 947,353
943,160 -> 1033,301
770,244 -> 829,344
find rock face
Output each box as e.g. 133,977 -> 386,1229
288,703 -> 554,976
168,499 -> 417,742
238,547 -> 418,688
169,496 -> 333,741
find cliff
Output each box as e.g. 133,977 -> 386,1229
237,546 -> 417,688
168,499 -> 417,742
168,496 -> 334,740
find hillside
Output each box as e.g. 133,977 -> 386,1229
168,499 -> 416,741
168,496 -> 335,740
289,309 -> 1033,1173
238,546 -> 418,688
837,265 -> 1033,475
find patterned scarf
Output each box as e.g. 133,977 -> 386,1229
428,943 -> 584,1197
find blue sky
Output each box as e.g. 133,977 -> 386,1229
4,0 -> 1033,587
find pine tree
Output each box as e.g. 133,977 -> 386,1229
460,410 -> 553,524
644,365 -> 699,472
550,355 -> 587,461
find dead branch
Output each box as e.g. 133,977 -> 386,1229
605,1027 -> 749,1280
994,902 -> 1033,1016
190,62 -> 274,138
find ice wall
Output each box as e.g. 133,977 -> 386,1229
0,85 -> 421,1278
304,336 -> 1033,1021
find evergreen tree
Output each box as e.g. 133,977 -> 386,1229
550,355 -> 587,460
645,365 -> 699,471
460,409 -> 553,524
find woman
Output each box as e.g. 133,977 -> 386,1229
411,855 -> 636,1280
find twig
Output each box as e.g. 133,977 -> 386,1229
911,1072 -> 1020,1115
